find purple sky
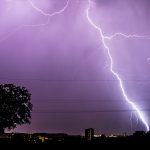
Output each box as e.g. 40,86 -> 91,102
0,0 -> 150,135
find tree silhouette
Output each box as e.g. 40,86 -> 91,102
0,84 -> 32,134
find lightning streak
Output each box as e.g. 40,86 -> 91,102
25,0 -> 70,27
86,0 -> 149,131
105,32 -> 150,40
0,0 -> 70,43
27,0 -> 70,17
130,111 -> 133,131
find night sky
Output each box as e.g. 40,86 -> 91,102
0,0 -> 150,135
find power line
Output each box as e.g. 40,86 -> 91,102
35,100 -> 150,103
33,97 -> 150,103
32,109 -> 150,114
1,78 -> 150,82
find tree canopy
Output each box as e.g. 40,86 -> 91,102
0,84 -> 32,133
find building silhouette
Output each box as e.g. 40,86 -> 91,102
85,128 -> 94,141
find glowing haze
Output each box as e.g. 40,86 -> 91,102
0,0 -> 150,134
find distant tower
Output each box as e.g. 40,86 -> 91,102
85,128 -> 94,141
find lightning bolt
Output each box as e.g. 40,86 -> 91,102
27,0 -> 70,17
105,33 -> 150,40
0,0 -> 70,43
130,111 -> 133,131
24,0 -> 70,28
86,0 -> 149,131
130,111 -> 139,131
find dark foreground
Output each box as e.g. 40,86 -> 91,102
0,131 -> 150,149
